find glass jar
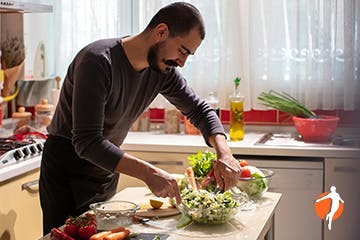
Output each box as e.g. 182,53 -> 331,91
164,107 -> 180,134
12,107 -> 31,132
35,98 -> 54,131
139,108 -> 150,131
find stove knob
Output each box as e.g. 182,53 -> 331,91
22,147 -> 31,156
36,143 -> 44,152
14,150 -> 24,160
29,145 -> 37,154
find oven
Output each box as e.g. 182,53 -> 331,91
0,136 -> 45,169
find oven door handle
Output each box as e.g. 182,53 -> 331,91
21,179 -> 39,193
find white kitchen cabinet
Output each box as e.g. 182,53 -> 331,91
233,156 -> 323,240
0,168 -> 42,240
117,151 -> 190,191
324,157 -> 360,240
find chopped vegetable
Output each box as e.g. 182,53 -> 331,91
258,91 -> 316,118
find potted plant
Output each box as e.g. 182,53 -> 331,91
1,36 -> 25,97
257,91 -> 339,142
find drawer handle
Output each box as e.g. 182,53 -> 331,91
21,179 -> 39,193
148,161 -> 183,166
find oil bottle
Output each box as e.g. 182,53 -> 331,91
229,77 -> 244,141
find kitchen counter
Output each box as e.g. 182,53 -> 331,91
1,129 -> 359,183
40,187 -> 282,240
121,131 -> 360,158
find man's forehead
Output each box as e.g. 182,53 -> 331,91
177,29 -> 202,54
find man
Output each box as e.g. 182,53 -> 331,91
39,2 -> 241,234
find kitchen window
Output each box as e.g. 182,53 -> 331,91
46,0 -> 359,112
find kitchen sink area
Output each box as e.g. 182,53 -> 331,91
254,132 -> 360,148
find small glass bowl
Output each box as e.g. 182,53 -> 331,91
89,200 -> 140,230
232,168 -> 274,199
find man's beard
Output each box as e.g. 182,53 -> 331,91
148,42 -> 178,74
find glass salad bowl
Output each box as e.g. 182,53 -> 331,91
178,188 -> 239,226
231,167 -> 274,200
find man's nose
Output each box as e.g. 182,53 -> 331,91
176,56 -> 187,67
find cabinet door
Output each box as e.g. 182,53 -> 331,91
0,169 -> 42,240
324,157 -> 360,240
248,159 -> 323,240
117,151 -> 189,191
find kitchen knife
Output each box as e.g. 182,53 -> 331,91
133,216 -> 173,230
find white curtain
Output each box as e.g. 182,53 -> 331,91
248,0 -> 359,111
49,0 -> 359,111
52,0 -> 134,79
141,0 -> 359,111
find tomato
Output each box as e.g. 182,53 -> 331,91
239,160 -> 249,167
240,167 -> 251,178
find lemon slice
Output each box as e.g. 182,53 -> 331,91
150,199 -> 164,209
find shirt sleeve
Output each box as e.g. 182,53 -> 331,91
71,57 -> 124,172
160,69 -> 226,146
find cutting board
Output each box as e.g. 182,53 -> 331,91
135,201 -> 180,218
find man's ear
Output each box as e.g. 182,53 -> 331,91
155,23 -> 169,41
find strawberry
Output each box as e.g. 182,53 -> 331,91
63,217 -> 78,237
78,224 -> 97,240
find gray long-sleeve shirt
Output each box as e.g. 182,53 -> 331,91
48,38 -> 225,172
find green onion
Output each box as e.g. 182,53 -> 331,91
257,91 -> 316,118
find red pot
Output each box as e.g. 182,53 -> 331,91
292,115 -> 340,142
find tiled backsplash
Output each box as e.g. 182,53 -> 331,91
149,108 -> 359,127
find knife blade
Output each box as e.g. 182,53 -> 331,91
133,215 -> 172,230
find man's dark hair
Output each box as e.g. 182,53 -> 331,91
145,2 -> 205,40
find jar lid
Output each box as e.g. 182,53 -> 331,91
35,98 -> 54,112
12,107 -> 31,118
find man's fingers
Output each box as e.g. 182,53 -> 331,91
222,168 -> 237,191
214,169 -> 224,190
174,188 -> 182,205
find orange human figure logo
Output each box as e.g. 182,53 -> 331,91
314,186 -> 344,230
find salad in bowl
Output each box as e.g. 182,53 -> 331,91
177,188 -> 239,228
232,161 -> 274,199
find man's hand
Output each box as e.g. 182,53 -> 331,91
213,153 -> 241,191
116,153 -> 182,205
144,167 -> 182,204
208,134 -> 241,191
